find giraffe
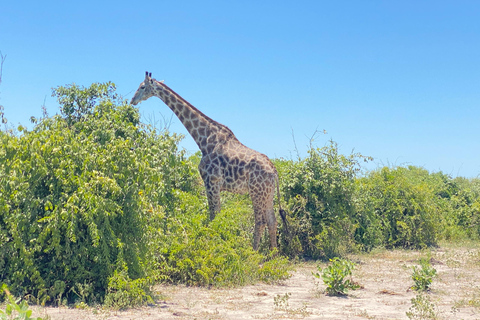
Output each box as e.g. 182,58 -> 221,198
131,72 -> 288,250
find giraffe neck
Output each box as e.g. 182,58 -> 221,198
151,80 -> 237,155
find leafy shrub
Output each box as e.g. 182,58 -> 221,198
0,82 -> 193,303
278,141 -> 370,259
104,267 -> 154,310
406,293 -> 439,320
313,257 -> 360,296
411,258 -> 437,292
356,166 -> 440,249
441,177 -> 480,240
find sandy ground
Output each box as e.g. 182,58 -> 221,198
28,242 -> 480,319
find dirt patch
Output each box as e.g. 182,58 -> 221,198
30,243 -> 480,319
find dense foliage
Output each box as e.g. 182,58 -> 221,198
276,142 -> 370,258
277,149 -> 480,258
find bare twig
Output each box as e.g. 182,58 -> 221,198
0,51 -> 7,130
291,128 -> 301,160
0,51 -> 6,86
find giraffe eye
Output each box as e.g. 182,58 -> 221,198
141,85 -> 145,90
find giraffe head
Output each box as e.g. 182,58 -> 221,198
131,72 -> 163,105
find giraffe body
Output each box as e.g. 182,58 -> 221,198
131,72 -> 286,249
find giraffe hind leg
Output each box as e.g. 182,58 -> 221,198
253,211 -> 266,250
266,208 -> 278,249
251,190 -> 277,250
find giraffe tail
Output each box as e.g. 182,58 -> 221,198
275,174 -> 290,237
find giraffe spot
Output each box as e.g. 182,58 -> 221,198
183,110 -> 193,120
218,156 -> 227,168
191,129 -> 199,140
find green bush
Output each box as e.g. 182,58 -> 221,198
356,167 -> 480,248
356,166 -> 441,249
442,177 -> 480,239
0,82 -> 192,303
278,141 -> 370,259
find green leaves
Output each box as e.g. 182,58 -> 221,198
314,257 -> 360,296
53,82 -> 121,126
411,258 -> 437,292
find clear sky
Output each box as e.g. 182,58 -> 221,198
1,1 -> 479,177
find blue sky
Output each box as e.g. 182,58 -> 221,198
1,1 -> 479,177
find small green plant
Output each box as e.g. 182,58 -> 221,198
273,293 -> 291,311
50,281 -> 66,307
314,257 -> 360,296
273,292 -> 310,316
411,258 -> 437,291
0,284 -> 44,320
103,268 -> 154,310
69,282 -> 93,305
406,293 -> 439,319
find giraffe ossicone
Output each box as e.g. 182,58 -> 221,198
131,72 -> 288,250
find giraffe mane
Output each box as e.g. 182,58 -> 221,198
154,79 -> 237,140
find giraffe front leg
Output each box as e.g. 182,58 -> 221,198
206,186 -> 221,220
199,158 -> 222,220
